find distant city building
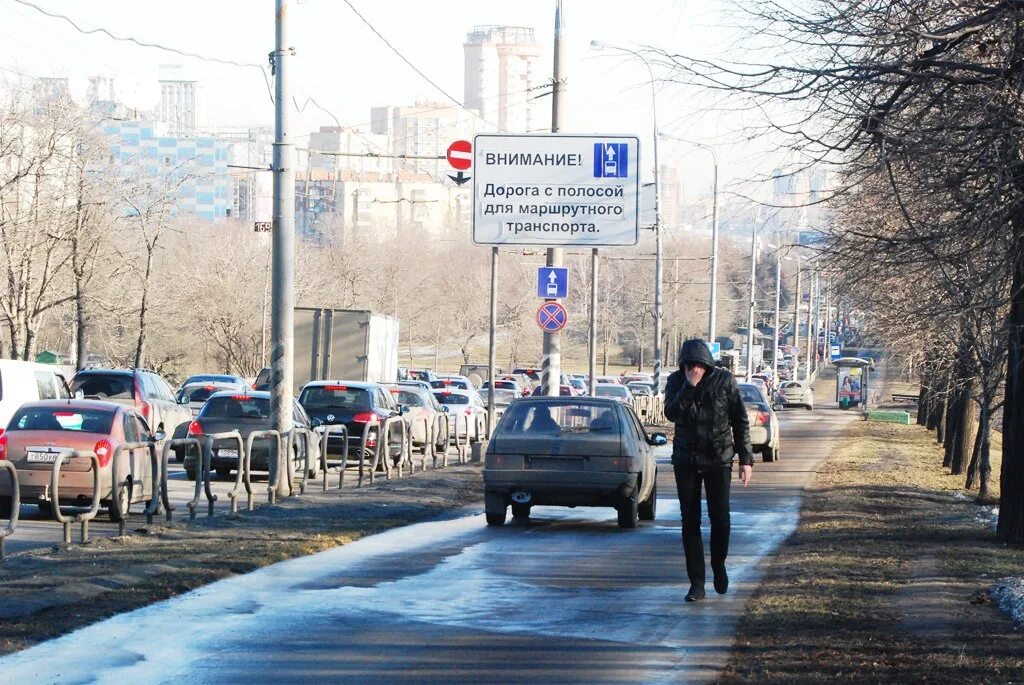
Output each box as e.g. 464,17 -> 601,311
87,76 -> 138,120
157,66 -> 199,137
103,119 -> 230,221
32,77 -> 70,110
308,126 -> 391,177
659,165 -> 683,231
464,25 -> 544,133
219,126 -> 274,224
366,101 -> 479,179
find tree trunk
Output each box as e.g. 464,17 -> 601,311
935,391 -> 947,445
942,386 -> 959,469
134,249 -> 154,368
998,234 -> 1024,542
951,383 -> 976,476
965,398 -> 985,490
917,379 -> 929,426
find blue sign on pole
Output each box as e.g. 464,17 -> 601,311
830,345 -> 841,361
536,267 -> 568,299
706,341 -> 722,361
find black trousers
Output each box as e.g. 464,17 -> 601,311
672,463 -> 732,586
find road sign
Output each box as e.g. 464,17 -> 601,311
706,341 -> 722,361
536,302 -> 568,333
447,140 -> 472,171
536,267 -> 568,299
830,345 -> 841,361
254,221 -> 272,232
472,133 -> 640,247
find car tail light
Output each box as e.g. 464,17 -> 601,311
755,411 -> 771,426
464,408 -> 473,416
0,432 -> 6,460
352,412 -> 378,424
94,439 -> 113,467
188,420 -> 204,436
231,395 -> 250,400
325,385 -> 348,391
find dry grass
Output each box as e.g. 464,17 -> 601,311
719,419 -> 1023,684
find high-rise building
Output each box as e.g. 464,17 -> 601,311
157,66 -> 199,137
381,101 -> 479,179
464,25 -> 544,133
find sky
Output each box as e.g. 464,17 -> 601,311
0,0 -> 788,199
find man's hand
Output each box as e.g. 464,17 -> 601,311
739,464 -> 752,487
685,365 -> 705,387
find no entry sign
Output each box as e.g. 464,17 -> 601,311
447,140 -> 472,171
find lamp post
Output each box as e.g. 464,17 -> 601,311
656,133 -> 719,342
591,39 -> 662,392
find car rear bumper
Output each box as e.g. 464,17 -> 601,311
749,426 -> 770,447
484,469 -> 638,506
1,468 -> 114,502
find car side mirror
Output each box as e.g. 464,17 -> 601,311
773,403 -> 783,412
441,406 -> 450,413
178,396 -> 190,405
399,404 -> 410,415
153,431 -> 167,442
311,417 -> 323,428
649,432 -> 668,446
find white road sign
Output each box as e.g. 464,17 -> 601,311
472,133 -> 640,247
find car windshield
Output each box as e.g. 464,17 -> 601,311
200,396 -> 270,419
498,401 -> 621,436
72,374 -> 134,400
434,392 -> 469,405
408,370 -> 431,381
386,388 -> 425,406
299,385 -> 372,412
178,385 -> 225,403
184,375 -> 237,386
738,385 -> 766,404
481,389 -> 516,405
8,406 -> 115,433
595,385 -> 628,398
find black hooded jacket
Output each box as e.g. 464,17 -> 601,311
663,339 -> 754,468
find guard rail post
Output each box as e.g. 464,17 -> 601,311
186,432 -> 236,519
143,442 -> 161,525
318,424 -> 349,491
111,441 -> 152,537
279,429 -> 298,498
357,422 -> 374,488
435,414 -> 448,468
295,428 -> 316,495
411,416 -> 431,473
453,414 -> 467,464
50,450 -> 101,545
160,439 -> 200,522
0,461 -> 20,560
370,417 -> 398,483
247,430 -> 281,505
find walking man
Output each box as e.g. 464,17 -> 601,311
664,339 -> 753,602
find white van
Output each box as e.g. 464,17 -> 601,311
0,360 -> 72,430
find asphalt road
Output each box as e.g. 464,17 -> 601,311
0,402 -> 856,684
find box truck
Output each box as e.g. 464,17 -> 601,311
292,308 -> 399,393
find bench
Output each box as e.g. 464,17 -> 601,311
890,393 -> 919,404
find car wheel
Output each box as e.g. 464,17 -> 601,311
762,447 -> 776,463
638,480 -> 657,521
0,495 -> 13,519
486,509 -> 507,526
617,496 -> 639,529
174,448 -> 185,463
805,404 -> 813,411
511,503 -> 531,521
107,485 -> 130,523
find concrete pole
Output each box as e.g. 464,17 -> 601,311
746,224 -> 756,381
793,259 -> 802,381
271,0 -> 295,498
487,247 -> 498,436
773,253 -> 781,380
804,270 -> 815,383
542,0 -> 566,396
813,272 -> 822,374
589,248 -> 598,396
707,154 -> 720,342
649,62 -> 663,397
822,278 -> 831,367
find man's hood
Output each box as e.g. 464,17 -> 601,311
677,339 -> 715,370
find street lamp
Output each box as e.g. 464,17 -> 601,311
656,132 -> 719,344
591,39 -> 664,392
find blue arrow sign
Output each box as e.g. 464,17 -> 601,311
536,267 -> 568,299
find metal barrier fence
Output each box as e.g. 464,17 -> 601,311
188,431 -> 243,519
249,429 -> 282,505
631,395 -> 664,425
0,462 -> 19,559
317,424 -> 350,491
110,441 -> 159,537
161,438 -> 201,522
50,450 -> 101,545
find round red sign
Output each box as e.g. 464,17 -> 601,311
446,140 -> 472,171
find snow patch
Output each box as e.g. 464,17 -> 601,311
990,577 -> 1024,625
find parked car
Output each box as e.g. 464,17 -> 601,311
0,360 -> 72,431
404,368 -> 438,383
594,383 -> 633,403
175,382 -> 241,418
0,400 -> 160,521
481,378 -> 526,397
510,368 -> 541,386
179,374 -> 249,391
568,377 -> 588,394
253,367 -> 271,391
738,382 -> 781,462
593,375 -> 621,385
626,382 -> 654,397
777,380 -> 814,410
483,397 -> 664,528
71,368 -> 192,439
184,390 -> 318,481
749,377 -> 769,398
298,381 -> 405,465
530,384 -> 580,397
478,388 -> 517,421
382,383 -> 447,453
430,376 -> 473,391
432,388 -> 488,443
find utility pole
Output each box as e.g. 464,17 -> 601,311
708,154 -> 720,342
746,224 -> 756,381
589,248 -> 598,396
793,259 -> 802,381
804,270 -> 815,383
773,252 -> 781,380
542,0 -> 566,396
486,247 -> 498,437
271,0 -> 295,498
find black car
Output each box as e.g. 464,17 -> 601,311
298,381 -> 406,461
483,397 -> 665,528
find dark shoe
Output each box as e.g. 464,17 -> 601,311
685,585 -> 706,602
713,565 -> 729,595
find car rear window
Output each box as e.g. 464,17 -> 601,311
498,401 -> 620,436
431,379 -> 469,390
595,385 -> 628,398
512,369 -> 540,381
739,386 -> 765,404
184,375 -> 238,386
408,370 -> 431,381
434,392 -> 469,405
8,407 -> 115,433
178,385 -> 223,403
200,396 -> 270,419
298,385 -> 372,412
72,374 -> 134,400
482,389 -> 516,405
386,388 -> 425,406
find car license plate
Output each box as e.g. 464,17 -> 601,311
218,449 -> 239,458
26,450 -> 61,463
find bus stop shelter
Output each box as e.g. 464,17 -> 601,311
834,357 -> 874,410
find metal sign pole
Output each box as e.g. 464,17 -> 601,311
487,247 -> 498,434
589,247 -> 598,395
543,0 -> 566,397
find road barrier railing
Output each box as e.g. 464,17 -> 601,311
188,431 -> 242,519
408,416 -> 433,473
248,430 -> 282,505
0,461 -> 20,559
432,414 -> 449,468
355,421 -> 375,488
370,416 -> 403,483
289,427 -> 316,495
110,441 -> 159,536
161,439 -> 201,522
50,450 -> 101,545
316,424 -> 350,491
451,413 -> 469,464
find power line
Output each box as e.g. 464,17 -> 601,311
340,0 -> 501,130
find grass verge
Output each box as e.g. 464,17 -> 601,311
719,419 -> 1023,684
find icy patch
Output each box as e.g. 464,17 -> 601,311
990,577 -> 1024,625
